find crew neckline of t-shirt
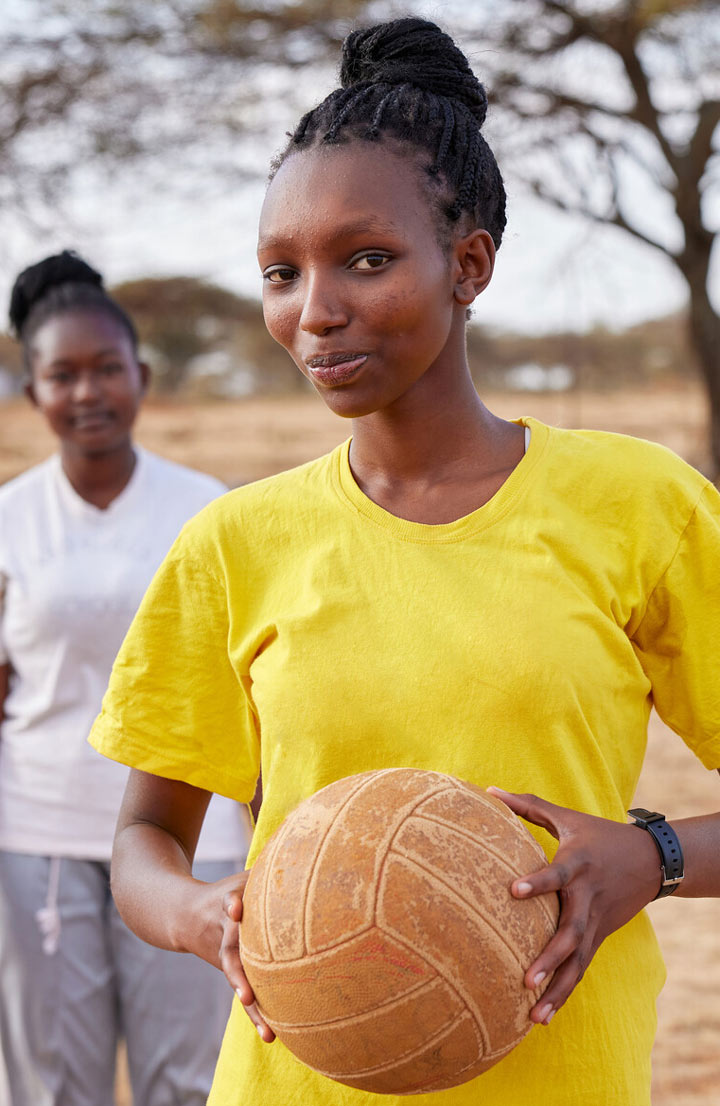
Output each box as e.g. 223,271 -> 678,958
52,445 -> 147,520
332,416 -> 550,543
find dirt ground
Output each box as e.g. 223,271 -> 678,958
1,381 -> 717,1105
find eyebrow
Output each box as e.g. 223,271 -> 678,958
258,216 -> 402,251
44,348 -> 125,367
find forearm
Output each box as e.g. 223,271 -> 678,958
111,768 -> 227,967
0,663 -> 9,723
111,819 -> 213,958
669,811 -> 720,898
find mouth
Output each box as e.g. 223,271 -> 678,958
304,353 -> 368,386
71,412 -> 114,430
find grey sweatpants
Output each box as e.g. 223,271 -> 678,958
0,852 -> 243,1106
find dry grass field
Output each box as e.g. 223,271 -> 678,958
1,381 -> 717,1105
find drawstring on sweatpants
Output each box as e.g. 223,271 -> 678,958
35,856 -> 62,956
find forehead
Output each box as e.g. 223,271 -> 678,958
258,143 -> 439,253
31,309 -> 132,362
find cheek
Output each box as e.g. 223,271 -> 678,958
377,282 -> 451,350
262,292 -> 296,352
108,377 -> 143,409
31,387 -> 65,419
30,379 -> 54,404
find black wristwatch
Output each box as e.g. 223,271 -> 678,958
627,808 -> 684,899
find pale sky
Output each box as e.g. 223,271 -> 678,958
2,0 -> 717,338
1,119 -> 705,339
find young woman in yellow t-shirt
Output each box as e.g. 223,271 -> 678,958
90,17 -> 720,1106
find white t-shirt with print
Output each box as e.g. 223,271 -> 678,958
0,447 -> 250,860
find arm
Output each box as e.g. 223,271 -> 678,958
113,768 -> 275,1041
0,663 -> 8,722
498,482 -> 720,1023
488,786 -> 720,1027
249,773 -> 263,823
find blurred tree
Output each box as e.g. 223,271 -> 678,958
3,0 -> 718,467
0,0 -> 374,225
113,277 -> 245,392
112,275 -> 308,393
481,0 -> 720,473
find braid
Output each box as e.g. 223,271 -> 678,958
324,85 -> 375,144
367,88 -> 397,140
273,17 -> 506,249
432,98 -> 456,176
8,250 -> 138,371
448,128 -> 481,223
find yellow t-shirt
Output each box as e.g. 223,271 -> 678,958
90,417 -> 720,1106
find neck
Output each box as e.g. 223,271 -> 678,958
346,361 -> 525,525
350,362 -> 503,482
60,441 -> 138,509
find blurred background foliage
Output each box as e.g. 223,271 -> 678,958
1,0 -> 718,470
0,274 -> 691,401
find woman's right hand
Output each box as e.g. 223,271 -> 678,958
221,881 -> 276,1043
111,770 -> 275,1042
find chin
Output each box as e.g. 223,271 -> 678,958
317,392 -> 382,420
312,378 -> 398,420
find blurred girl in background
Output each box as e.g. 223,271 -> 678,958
0,251 -> 251,1106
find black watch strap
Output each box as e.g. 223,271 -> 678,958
627,808 -> 684,899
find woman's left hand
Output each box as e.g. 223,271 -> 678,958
487,787 -> 663,1026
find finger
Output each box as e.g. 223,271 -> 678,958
530,947 -> 589,1025
242,1000 -> 276,1044
486,788 -> 567,838
223,888 -> 244,922
523,894 -> 590,993
220,913 -> 250,993
510,857 -> 573,900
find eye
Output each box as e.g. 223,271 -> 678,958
100,362 -> 123,375
264,266 -> 298,284
350,252 -> 392,271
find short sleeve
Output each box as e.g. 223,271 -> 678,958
632,480 -> 720,769
89,542 -> 260,802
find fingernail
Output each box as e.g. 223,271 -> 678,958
235,988 -> 244,1002
516,881 -> 532,895
487,786 -> 512,796
537,1002 -> 553,1023
533,970 -> 546,987
257,1024 -> 266,1039
543,1009 -> 555,1025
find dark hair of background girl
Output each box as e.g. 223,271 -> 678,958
273,17 -> 507,250
9,250 -> 139,372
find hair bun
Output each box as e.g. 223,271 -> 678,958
9,249 -> 103,337
340,17 -> 487,127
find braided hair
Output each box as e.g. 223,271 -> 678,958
273,18 -> 506,250
9,250 -> 138,372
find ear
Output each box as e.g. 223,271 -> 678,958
137,361 -> 151,393
24,378 -> 38,407
453,229 -> 495,306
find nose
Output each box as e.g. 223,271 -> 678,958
72,370 -> 102,403
299,271 -> 348,335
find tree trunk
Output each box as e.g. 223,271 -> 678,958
675,208 -> 719,479
684,275 -> 720,482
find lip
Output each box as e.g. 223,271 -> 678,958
71,411 -> 114,430
304,353 -> 368,386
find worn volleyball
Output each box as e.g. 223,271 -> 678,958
239,768 -> 558,1095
